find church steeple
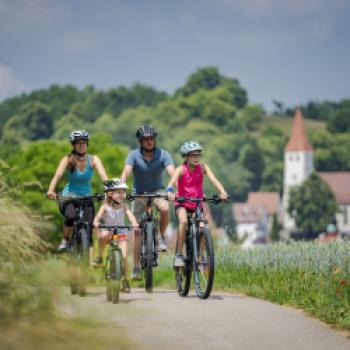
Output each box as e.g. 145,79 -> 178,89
285,108 -> 313,152
282,108 -> 314,233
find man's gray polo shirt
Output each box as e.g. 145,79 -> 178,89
125,147 -> 174,193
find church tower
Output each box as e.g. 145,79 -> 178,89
283,108 -> 314,232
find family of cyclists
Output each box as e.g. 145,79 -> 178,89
47,125 -> 228,293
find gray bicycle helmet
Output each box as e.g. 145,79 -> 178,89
136,125 -> 158,140
104,178 -> 129,192
69,130 -> 89,144
180,141 -> 203,156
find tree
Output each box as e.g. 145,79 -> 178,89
288,172 -> 337,234
1,102 -> 53,144
327,99 -> 350,133
270,213 -> 280,242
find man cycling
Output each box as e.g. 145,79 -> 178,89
121,125 -> 175,280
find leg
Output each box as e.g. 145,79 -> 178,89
176,207 -> 188,255
157,198 -> 170,239
131,199 -> 144,274
120,240 -> 130,292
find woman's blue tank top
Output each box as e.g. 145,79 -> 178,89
62,155 -> 94,196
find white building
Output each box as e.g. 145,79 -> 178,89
282,109 -> 350,238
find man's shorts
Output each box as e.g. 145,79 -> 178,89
131,190 -> 168,223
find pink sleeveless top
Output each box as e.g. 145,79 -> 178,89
176,163 -> 203,210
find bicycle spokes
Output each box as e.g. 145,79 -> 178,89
193,228 -> 214,299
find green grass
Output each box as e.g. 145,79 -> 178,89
154,242 -> 350,331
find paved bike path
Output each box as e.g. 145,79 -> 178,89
65,287 -> 350,350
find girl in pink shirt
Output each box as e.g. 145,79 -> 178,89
167,141 -> 228,267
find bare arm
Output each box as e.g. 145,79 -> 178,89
166,163 -> 176,178
93,203 -> 107,228
166,165 -> 184,201
93,155 -> 108,181
125,204 -> 139,227
120,164 -> 133,183
204,164 -> 228,200
47,156 -> 68,198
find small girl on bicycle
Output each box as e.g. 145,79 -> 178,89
93,178 -> 138,293
166,141 -> 228,267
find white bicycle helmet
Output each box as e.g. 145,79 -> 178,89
180,141 -> 203,156
104,178 -> 129,192
69,130 -> 89,144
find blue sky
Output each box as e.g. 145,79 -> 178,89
0,0 -> 349,110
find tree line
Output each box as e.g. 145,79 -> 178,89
0,66 -> 349,233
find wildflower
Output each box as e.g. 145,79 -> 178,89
333,266 -> 342,274
339,279 -> 347,286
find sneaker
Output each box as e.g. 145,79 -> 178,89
132,267 -> 142,281
122,279 -> 131,293
93,256 -> 103,266
174,254 -> 185,267
57,238 -> 68,252
158,237 -> 167,252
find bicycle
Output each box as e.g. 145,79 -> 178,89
127,193 -> 168,293
57,193 -> 103,296
98,224 -> 133,304
175,194 -> 230,299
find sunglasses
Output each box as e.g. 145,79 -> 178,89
188,153 -> 202,158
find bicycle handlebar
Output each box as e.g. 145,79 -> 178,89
98,224 -> 134,230
127,193 -> 168,201
176,194 -> 232,205
54,193 -> 104,201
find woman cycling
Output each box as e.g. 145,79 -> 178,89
47,130 -> 108,251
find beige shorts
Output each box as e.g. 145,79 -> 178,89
131,191 -> 168,223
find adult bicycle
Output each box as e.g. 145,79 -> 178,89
98,224 -> 133,304
128,193 -> 168,293
56,193 -> 103,296
175,195 -> 230,299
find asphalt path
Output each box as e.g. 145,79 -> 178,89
63,287 -> 350,350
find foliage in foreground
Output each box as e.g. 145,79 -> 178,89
0,195 -> 132,350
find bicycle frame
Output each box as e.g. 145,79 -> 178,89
128,193 -> 167,292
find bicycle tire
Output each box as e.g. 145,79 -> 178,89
193,227 -> 214,299
145,222 -> 154,293
110,249 -> 123,303
68,229 -> 80,293
176,231 -> 192,297
78,228 -> 89,296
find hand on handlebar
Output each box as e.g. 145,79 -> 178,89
47,191 -> 58,200
167,192 -> 176,202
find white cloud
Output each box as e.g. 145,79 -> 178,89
0,64 -> 26,100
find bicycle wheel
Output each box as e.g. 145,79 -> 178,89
175,232 -> 192,297
193,227 -> 214,299
78,228 -> 89,296
144,222 -> 154,293
68,230 -> 79,294
110,249 -> 123,303
105,254 -> 112,301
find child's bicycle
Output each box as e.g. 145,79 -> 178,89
98,224 -> 133,304
175,194 -> 231,299
127,193 -> 168,293
56,193 -> 104,296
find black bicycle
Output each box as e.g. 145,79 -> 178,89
128,193 -> 168,293
98,224 -> 132,304
58,193 -> 103,296
175,195 -> 230,299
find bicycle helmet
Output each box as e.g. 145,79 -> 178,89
69,130 -> 89,144
136,125 -> 158,140
180,141 -> 203,156
104,178 -> 129,192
